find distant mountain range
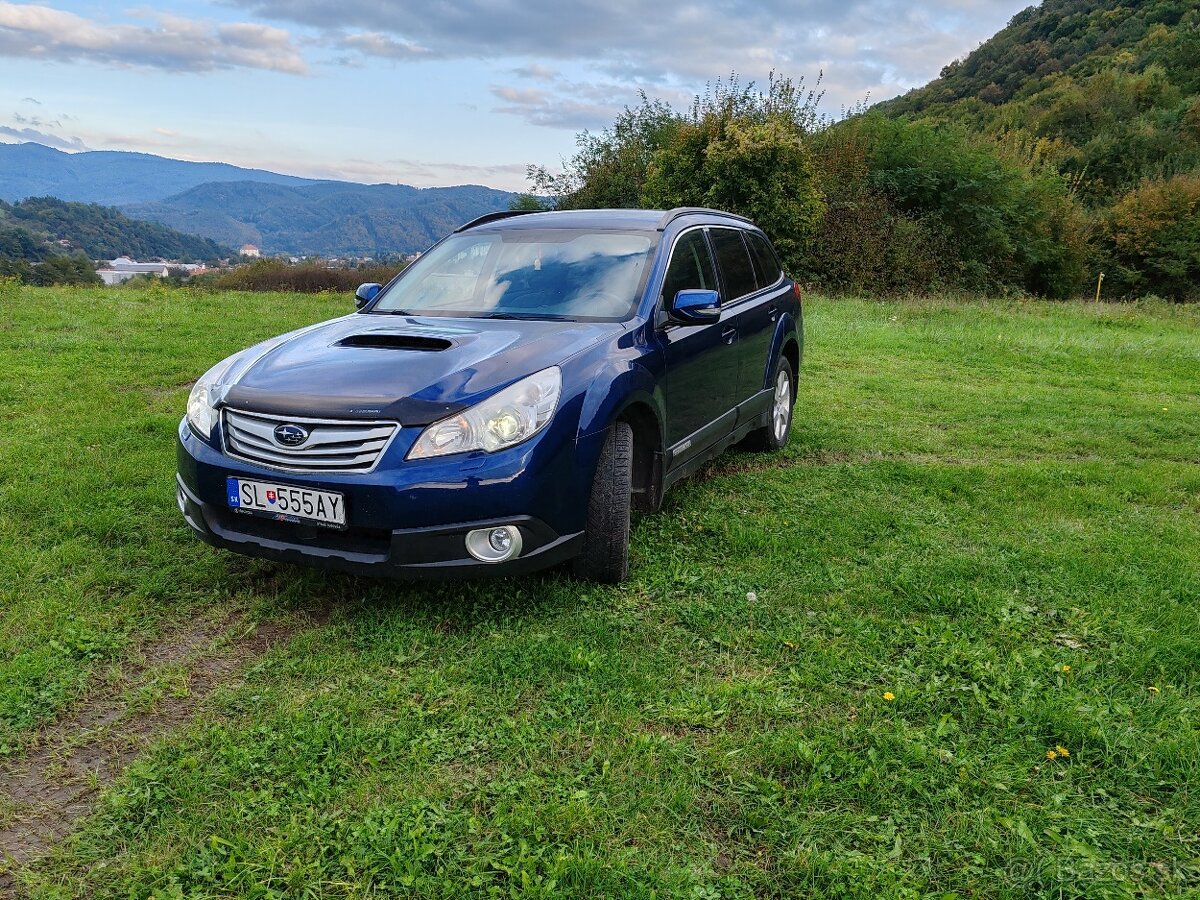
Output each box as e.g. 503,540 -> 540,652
0,142 -> 322,206
0,142 -> 517,256
125,180 -> 515,257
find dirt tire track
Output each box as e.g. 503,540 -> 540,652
0,612 -> 321,888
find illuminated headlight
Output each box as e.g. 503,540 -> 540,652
186,356 -> 238,438
408,367 -> 562,459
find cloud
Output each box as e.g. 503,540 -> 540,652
333,30 -> 431,61
513,64 -> 560,82
236,0 -> 1027,111
22,96 -> 40,104
249,154 -> 530,190
0,2 -> 308,74
0,124 -> 87,150
13,111 -> 60,128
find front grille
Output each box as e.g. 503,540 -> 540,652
223,409 -> 398,473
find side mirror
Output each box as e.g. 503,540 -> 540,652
355,282 -> 382,309
669,289 -> 721,324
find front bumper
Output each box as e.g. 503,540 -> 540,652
176,417 -> 594,578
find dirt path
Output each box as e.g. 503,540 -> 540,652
0,611 -> 320,890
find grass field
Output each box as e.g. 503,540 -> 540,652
1,283 -> 1198,898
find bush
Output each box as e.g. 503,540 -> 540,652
1102,173 -> 1200,300
28,253 -> 102,287
202,259 -> 407,293
534,74 -> 826,274
808,115 -> 1089,298
641,90 -> 825,272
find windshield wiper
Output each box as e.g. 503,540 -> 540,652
479,311 -> 565,321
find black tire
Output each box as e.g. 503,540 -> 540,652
573,421 -> 633,583
740,357 -> 795,452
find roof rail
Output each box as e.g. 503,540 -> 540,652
454,209 -> 541,232
655,207 -> 754,231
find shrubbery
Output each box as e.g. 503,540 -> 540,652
199,259 -> 407,293
533,76 -> 1094,299
1103,173 -> 1200,300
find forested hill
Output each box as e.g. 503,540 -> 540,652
877,0 -> 1200,204
0,197 -> 229,262
124,181 -> 516,256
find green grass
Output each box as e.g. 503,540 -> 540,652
2,283 -> 1199,898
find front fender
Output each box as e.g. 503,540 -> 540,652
575,329 -> 664,439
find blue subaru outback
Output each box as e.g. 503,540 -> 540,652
177,207 -> 802,582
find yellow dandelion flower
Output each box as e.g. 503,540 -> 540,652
1056,745 -> 1069,757
1148,685 -> 1160,694
1061,665 -> 1071,673
883,692 -> 895,701
1046,749 -> 1058,760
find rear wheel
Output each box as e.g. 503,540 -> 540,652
741,357 -> 794,452
573,421 -> 633,583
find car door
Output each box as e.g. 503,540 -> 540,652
729,229 -> 792,418
708,227 -> 772,415
658,228 -> 738,464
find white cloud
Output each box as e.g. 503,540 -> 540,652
239,0 -> 1028,112
0,2 -> 307,74
0,124 -> 87,150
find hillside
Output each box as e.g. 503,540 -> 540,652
125,181 -> 516,256
878,0 -> 1200,204
0,143 -> 323,206
0,197 -> 228,262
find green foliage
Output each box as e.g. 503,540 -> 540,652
201,258 -> 407,293
507,194 -> 552,212
530,95 -> 682,210
879,0 -> 1200,207
28,252 -> 102,287
641,78 -> 826,270
0,196 -> 227,262
811,116 -> 1088,298
127,181 -> 516,257
533,75 -> 826,273
1103,173 -> 1200,299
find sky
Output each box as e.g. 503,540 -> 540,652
0,0 -> 1034,191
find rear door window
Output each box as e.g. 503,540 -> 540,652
746,232 -> 783,288
709,228 -> 758,301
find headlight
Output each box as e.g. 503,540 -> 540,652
186,356 -> 238,438
408,367 -> 562,459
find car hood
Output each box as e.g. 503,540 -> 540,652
220,314 -> 617,425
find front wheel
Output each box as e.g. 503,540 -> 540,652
573,421 -> 633,583
741,357 -> 795,452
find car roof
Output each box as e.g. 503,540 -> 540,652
457,207 -> 757,234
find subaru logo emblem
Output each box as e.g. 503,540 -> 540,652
274,424 -> 309,447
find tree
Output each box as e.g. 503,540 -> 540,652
508,194 -> 552,211
1104,173 -> 1200,298
30,253 -> 102,287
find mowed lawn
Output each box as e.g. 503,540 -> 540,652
2,283 -> 1199,898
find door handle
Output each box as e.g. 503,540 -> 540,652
767,304 -> 779,322
720,326 -> 737,345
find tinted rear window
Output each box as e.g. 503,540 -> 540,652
710,228 -> 757,300
747,232 -> 783,288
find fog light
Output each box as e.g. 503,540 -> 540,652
177,486 -> 187,515
488,528 -> 512,553
465,525 -> 523,563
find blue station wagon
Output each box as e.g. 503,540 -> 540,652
176,207 -> 803,582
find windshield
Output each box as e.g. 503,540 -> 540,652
370,228 -> 655,321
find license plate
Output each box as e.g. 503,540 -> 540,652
226,477 -> 346,529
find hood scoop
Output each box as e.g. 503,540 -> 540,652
337,333 -> 454,352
